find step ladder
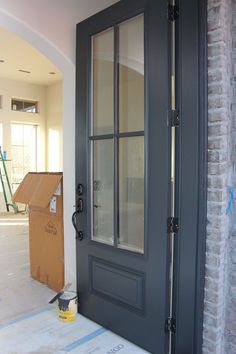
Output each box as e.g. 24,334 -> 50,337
0,147 -> 18,213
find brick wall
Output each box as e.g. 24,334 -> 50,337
205,0 -> 236,353
225,1 -> 236,352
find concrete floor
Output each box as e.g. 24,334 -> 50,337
0,212 -> 148,354
0,212 -> 55,323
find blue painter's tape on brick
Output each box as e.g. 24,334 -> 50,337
61,327 -> 108,352
226,186 -> 236,225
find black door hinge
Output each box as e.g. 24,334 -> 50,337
165,317 -> 176,333
170,109 -> 180,127
168,4 -> 179,22
167,217 -> 179,234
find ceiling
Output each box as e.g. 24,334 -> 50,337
0,27 -> 63,86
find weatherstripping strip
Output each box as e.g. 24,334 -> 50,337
61,327 -> 108,352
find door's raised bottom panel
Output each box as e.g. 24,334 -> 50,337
90,256 -> 145,313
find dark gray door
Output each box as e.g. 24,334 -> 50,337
75,1 -> 170,353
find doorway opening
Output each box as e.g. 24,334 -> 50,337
0,26 -> 64,322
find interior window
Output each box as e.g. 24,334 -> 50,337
11,123 -> 37,192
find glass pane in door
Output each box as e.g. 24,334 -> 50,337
92,28 -> 114,135
119,15 -> 144,133
118,137 -> 144,253
92,139 -> 114,244
90,15 -> 145,253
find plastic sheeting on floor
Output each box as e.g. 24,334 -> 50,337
0,306 -> 149,353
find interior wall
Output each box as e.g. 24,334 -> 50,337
0,78 -> 63,211
0,77 -> 47,212
0,76 -> 46,170
46,81 -> 63,172
0,76 -> 64,213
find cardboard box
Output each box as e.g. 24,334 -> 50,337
13,172 -> 64,292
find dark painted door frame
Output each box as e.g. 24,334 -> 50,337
173,0 -> 207,353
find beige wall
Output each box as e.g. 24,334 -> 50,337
0,77 -> 63,211
46,81 -> 63,171
0,77 -> 46,170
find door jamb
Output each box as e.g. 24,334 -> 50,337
173,0 -> 207,353
195,0 -> 208,352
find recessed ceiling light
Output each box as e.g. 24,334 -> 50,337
49,72 -> 56,75
0,60 -> 5,63
19,69 -> 31,74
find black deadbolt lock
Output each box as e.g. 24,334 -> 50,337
77,183 -> 83,196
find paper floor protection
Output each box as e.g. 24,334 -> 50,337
0,306 -> 149,354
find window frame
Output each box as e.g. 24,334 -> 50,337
11,98 -> 39,113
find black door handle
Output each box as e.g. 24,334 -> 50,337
72,183 -> 84,240
72,210 -> 84,241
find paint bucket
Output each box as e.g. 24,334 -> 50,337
58,291 -> 77,322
